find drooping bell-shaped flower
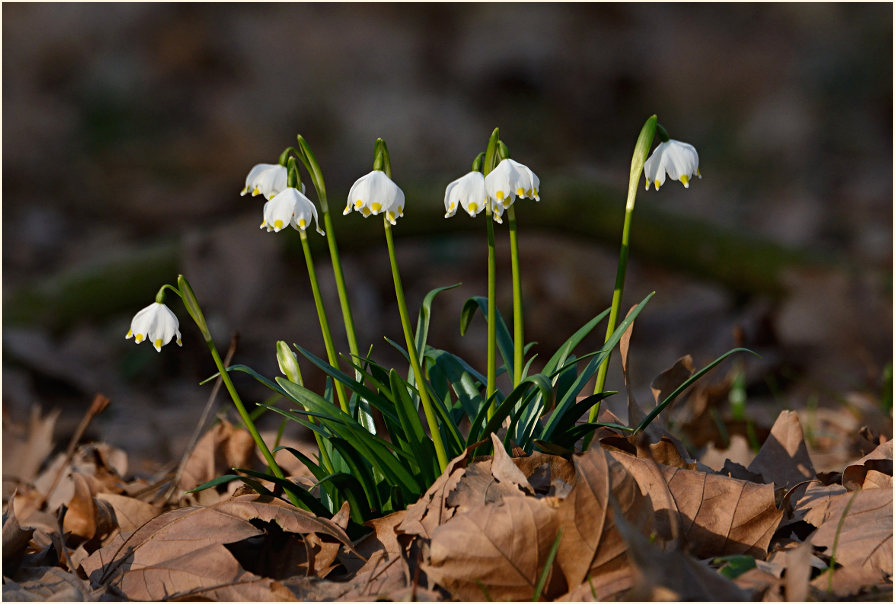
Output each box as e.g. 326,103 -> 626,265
484,158 -> 540,223
643,140 -> 701,191
241,163 -> 287,199
260,187 -> 324,234
444,171 -> 488,218
126,302 -> 182,352
344,170 -> 405,225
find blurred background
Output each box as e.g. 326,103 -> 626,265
3,3 -> 891,473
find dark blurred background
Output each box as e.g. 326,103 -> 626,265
3,3 -> 892,472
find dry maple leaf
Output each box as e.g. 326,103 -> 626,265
423,495 -> 561,601
610,449 -> 783,558
81,494 -> 353,601
397,447 -> 471,540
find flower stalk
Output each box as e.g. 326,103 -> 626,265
482,129 -> 500,416
588,115 -> 657,425
507,204 -> 523,386
176,276 -> 302,508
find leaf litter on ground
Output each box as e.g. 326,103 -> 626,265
3,368 -> 892,603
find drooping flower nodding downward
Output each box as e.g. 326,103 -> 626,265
260,187 -> 324,235
126,302 -> 182,352
241,163 -> 287,199
484,159 -> 540,224
344,170 -> 405,225
444,171 -> 487,218
643,140 -> 701,191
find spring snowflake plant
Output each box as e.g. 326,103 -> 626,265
127,117 -> 751,529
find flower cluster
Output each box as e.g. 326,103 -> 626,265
126,302 -> 181,352
343,170 -> 405,225
443,159 -> 540,223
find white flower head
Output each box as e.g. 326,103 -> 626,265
484,158 -> 540,221
344,170 -> 405,225
643,139 -> 701,191
241,163 -> 287,199
444,171 -> 488,218
126,302 -> 182,352
260,187 -> 324,235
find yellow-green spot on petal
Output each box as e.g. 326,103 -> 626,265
274,219 -> 284,229
298,218 -> 307,228
517,187 -> 524,196
135,334 -> 144,343
654,180 -> 661,189
496,190 -> 505,201
126,329 -> 133,338
252,187 -> 261,196
680,175 -> 690,187
397,205 -> 403,214
177,337 -> 182,345
387,211 -> 396,222
371,202 -> 382,212
355,199 -> 363,209
468,202 -> 478,213
154,339 -> 163,349
240,187 -> 248,195
449,202 -> 456,211
361,207 -> 371,217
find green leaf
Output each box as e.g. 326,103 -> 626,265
329,437 -> 381,512
273,446 -> 324,480
314,472 -> 369,524
389,370 -> 429,468
713,555 -> 757,580
634,347 -> 758,434
186,474 -> 275,498
541,309 -> 610,376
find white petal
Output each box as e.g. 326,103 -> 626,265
345,170 -> 405,221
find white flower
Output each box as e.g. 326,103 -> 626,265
344,170 -> 405,225
126,302 -> 182,352
643,140 -> 701,191
260,187 -> 324,234
444,172 -> 488,218
484,159 -> 540,223
241,163 -> 287,199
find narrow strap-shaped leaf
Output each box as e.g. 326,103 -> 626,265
541,391 -> 618,442
542,309 -> 610,375
389,370 -> 428,460
273,445 -> 324,480
314,472 -> 370,524
414,283 -> 461,362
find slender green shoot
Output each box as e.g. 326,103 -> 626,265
483,128 -> 500,416
532,529 -> 562,601
826,487 -> 860,594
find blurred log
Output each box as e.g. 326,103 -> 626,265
3,177 -> 837,331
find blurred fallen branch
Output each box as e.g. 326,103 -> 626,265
3,177 -> 838,331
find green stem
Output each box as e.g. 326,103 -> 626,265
485,205 -> 498,417
299,231 -> 350,414
322,210 -> 361,366
384,220 -> 449,471
587,115 -> 657,429
206,340 -> 302,508
507,205 -> 523,387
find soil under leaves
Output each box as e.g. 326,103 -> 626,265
3,394 -> 892,601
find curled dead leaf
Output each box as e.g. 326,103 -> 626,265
748,410 -> 816,491
842,440 -> 893,491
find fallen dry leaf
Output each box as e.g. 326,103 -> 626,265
513,451 -> 576,497
397,447 -> 471,540
804,488 -> 892,576
555,447 -> 651,594
2,492 -> 35,572
2,565 -> 98,601
842,440 -> 893,491
700,434 -> 755,471
424,495 -> 561,601
610,449 -> 783,558
178,419 -> 256,495
81,494 -> 353,601
62,473 -> 117,544
95,493 -> 159,534
1,406 -> 60,495
747,410 -> 815,491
